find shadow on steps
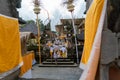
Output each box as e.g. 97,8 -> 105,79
19,78 -> 60,80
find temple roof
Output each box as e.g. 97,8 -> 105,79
60,18 -> 85,25
20,22 -> 38,35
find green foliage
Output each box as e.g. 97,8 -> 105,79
27,20 -> 35,24
52,31 -> 56,33
38,19 -> 46,31
20,24 -> 26,28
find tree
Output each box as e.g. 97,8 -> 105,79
38,19 -> 45,31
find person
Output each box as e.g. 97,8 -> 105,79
53,50 -> 58,64
46,41 -> 52,48
59,50 -> 63,58
60,45 -> 67,58
50,45 -> 54,58
64,39 -> 68,48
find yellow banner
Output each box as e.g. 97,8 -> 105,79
80,0 -> 104,67
79,0 -> 107,79
20,51 -> 35,76
0,15 -> 22,73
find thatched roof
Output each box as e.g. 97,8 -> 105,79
60,18 -> 85,25
20,22 -> 38,35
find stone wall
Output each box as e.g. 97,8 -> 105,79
0,0 -> 21,18
0,0 -> 12,17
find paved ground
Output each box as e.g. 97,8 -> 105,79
31,64 -> 82,80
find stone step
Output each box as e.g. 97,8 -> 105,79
42,61 -> 74,65
19,78 -> 57,80
38,63 -> 78,67
46,58 -> 71,62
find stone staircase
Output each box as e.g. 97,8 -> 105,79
39,58 -> 78,67
19,78 -> 58,80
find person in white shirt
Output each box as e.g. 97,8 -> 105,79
60,45 -> 67,58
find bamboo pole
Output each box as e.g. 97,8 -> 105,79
71,12 -> 79,64
36,14 -> 41,64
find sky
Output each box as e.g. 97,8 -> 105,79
18,0 -> 86,31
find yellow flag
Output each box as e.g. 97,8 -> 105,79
79,0 -> 107,80
80,0 -> 104,69
0,15 -> 23,74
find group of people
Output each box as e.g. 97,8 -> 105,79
47,38 -> 68,60
50,45 -> 67,59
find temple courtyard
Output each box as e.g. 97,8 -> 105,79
31,64 -> 82,80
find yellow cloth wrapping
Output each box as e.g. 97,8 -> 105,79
20,51 -> 35,76
80,0 -> 104,67
60,35 -> 66,39
47,42 -> 52,47
0,15 -> 22,74
79,0 -> 107,80
62,52 -> 67,58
